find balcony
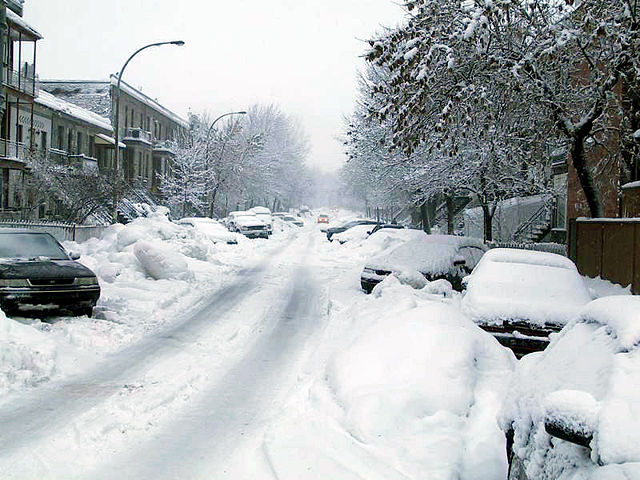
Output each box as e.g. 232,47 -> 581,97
3,66 -> 38,97
0,139 -> 29,167
123,128 -> 153,144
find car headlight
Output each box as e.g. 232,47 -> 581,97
75,276 -> 99,286
0,278 -> 29,287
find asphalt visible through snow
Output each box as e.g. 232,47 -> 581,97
0,228 -> 332,479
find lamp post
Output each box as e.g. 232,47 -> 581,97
205,111 -> 246,217
111,40 -> 185,223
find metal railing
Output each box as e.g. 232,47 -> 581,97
487,241 -> 567,256
0,138 -> 30,163
512,202 -> 552,242
124,128 -> 153,143
0,219 -> 107,243
2,67 -> 38,96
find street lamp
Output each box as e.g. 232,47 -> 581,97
205,111 -> 246,218
111,40 -> 185,223
207,111 -> 247,136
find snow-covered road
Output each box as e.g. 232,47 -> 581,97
0,228 -> 335,479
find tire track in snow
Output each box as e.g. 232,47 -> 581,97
0,230 -> 323,478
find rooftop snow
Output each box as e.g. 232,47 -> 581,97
36,90 -> 113,132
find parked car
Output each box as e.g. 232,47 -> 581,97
175,217 -> 240,244
317,214 -> 329,224
326,219 -> 378,241
333,224 -> 378,244
249,206 -> 273,235
461,248 -> 592,357
0,229 -> 100,316
272,212 -> 286,219
502,296 -> 640,480
226,211 -> 269,239
283,215 -> 304,227
361,234 -> 487,293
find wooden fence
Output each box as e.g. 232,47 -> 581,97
569,218 -> 640,294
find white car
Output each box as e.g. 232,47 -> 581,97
249,206 -> 273,235
502,296 -> 640,480
462,248 -> 592,357
175,217 -> 241,245
361,234 -> 487,293
226,211 -> 269,239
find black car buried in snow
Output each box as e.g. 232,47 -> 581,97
0,229 -> 100,316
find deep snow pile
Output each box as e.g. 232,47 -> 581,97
0,210 -> 279,398
253,274 -> 516,479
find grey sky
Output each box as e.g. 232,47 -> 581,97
26,0 -> 405,172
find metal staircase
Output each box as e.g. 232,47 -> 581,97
512,202 -> 552,243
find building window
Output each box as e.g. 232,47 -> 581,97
68,130 -> 73,154
17,124 -> 23,143
77,131 -> 83,155
41,131 -> 47,152
125,106 -> 128,130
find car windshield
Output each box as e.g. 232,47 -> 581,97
0,233 -> 69,260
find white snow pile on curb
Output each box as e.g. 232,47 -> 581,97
255,277 -> 516,480
0,308 -> 57,396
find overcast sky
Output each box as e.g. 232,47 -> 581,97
26,0 -> 405,172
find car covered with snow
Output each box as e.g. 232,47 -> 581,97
175,217 -> 241,244
283,215 -> 304,227
326,219 -> 378,241
361,234 -> 487,293
501,296 -> 640,480
226,211 -> 269,239
333,223 -> 407,245
461,248 -> 592,357
249,206 -> 273,235
0,229 -> 100,316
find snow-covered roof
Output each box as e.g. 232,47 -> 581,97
39,78 -> 189,130
110,76 -> 189,129
96,133 -> 126,148
622,180 -> 640,190
6,8 -> 42,40
36,90 -> 113,132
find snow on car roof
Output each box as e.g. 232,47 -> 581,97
481,248 -> 575,270
249,207 -> 271,214
578,296 -> 640,351
463,249 -> 591,327
367,234 -> 485,275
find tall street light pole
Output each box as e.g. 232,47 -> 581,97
205,111 -> 246,218
112,40 -> 185,223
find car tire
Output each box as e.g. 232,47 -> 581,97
74,307 -> 94,318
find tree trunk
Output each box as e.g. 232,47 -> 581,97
420,202 -> 431,233
209,186 -> 219,218
570,134 -> 602,218
446,195 -> 454,234
482,204 -> 495,242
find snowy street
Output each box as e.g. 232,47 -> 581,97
0,227 -> 338,478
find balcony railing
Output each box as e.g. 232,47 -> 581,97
0,138 -> 29,162
123,128 -> 153,144
2,67 -> 38,96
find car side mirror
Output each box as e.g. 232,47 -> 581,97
544,390 -> 598,450
69,252 -> 81,260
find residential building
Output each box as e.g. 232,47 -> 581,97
0,0 -> 40,217
40,77 -> 189,193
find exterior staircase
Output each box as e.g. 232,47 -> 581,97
513,203 -> 552,243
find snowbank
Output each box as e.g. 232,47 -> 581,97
0,308 -> 57,396
260,271 -> 515,479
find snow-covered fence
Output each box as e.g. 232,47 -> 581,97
0,220 -> 107,243
486,241 -> 567,257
